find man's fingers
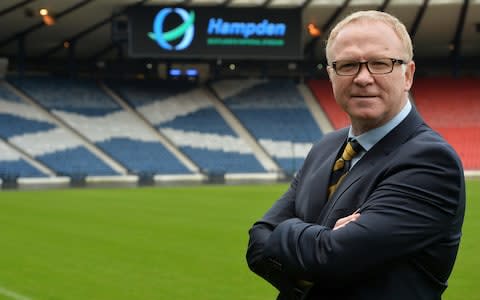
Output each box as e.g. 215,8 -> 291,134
333,213 -> 360,230
337,213 -> 359,225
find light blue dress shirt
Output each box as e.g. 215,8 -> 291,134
348,100 -> 412,168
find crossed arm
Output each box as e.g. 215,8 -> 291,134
246,145 -> 464,296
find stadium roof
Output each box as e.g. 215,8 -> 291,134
0,0 -> 478,72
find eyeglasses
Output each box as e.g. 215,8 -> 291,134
331,58 -> 406,76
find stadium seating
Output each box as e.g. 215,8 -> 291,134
0,81 -> 116,177
0,140 -> 45,178
9,76 -> 190,175
310,77 -> 480,170
0,84 -> 23,103
108,79 -> 266,174
307,79 -> 350,129
412,77 -> 480,170
211,79 -> 323,174
4,74 -> 478,181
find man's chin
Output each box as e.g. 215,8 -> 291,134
349,108 -> 380,121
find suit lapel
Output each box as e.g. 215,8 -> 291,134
317,107 -> 425,224
304,132 -> 348,222
306,150 -> 340,219
325,160 -> 371,209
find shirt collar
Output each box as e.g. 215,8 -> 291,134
348,100 -> 412,151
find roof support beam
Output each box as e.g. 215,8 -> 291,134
409,0 -> 429,39
36,0 -> 149,59
262,0 -> 274,7
301,0 -> 314,10
0,0 -> 36,18
303,0 -> 352,60
321,0 -> 351,33
449,0 -> 469,76
377,0 -> 391,12
221,0 -> 234,6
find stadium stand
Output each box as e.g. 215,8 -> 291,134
310,77 -> 480,170
0,81 -> 116,177
307,79 -> 350,129
9,76 -> 191,175
211,79 -> 323,175
107,79 -> 266,174
4,73 -> 477,185
412,77 -> 480,170
0,139 -> 45,178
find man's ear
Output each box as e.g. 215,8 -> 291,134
404,61 -> 415,91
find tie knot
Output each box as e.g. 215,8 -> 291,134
328,139 -> 363,198
342,139 -> 362,161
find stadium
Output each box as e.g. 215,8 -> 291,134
0,0 -> 479,299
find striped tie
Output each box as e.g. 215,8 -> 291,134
327,140 -> 362,198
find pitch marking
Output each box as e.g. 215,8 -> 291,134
0,286 -> 33,300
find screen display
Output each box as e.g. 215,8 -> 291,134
128,6 -> 303,60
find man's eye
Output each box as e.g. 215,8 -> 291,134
371,60 -> 389,67
339,62 -> 357,69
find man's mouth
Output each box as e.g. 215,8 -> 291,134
351,95 -> 377,98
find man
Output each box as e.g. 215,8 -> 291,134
246,10 -> 465,300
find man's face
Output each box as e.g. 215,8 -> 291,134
327,20 -> 415,135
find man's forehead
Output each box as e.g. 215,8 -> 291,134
333,21 -> 401,48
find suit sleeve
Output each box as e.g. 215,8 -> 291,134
263,142 -> 465,284
246,163 -> 310,297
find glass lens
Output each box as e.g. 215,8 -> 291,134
335,61 -> 359,75
368,59 -> 393,74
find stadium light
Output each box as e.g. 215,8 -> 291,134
40,8 -> 56,26
307,23 -> 321,37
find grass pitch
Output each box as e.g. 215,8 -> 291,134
0,181 -> 478,300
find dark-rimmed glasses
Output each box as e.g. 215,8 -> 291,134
331,58 -> 406,76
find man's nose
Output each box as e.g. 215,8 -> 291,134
353,64 -> 374,84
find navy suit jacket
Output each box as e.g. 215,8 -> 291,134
246,108 -> 465,300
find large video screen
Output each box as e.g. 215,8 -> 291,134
128,6 -> 303,60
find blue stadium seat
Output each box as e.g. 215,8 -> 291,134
2,76 -> 119,177
212,79 -> 323,174
0,84 -> 23,103
10,76 -> 192,175
0,159 -> 46,178
108,79 -> 265,174
0,114 -> 56,138
38,147 -> 118,176
97,138 -> 190,174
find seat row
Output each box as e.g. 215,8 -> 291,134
0,76 -> 323,178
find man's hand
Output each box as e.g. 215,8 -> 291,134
294,211 -> 359,296
333,211 -> 360,230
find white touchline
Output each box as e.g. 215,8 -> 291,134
0,286 -> 33,300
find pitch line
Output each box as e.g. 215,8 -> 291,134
0,286 -> 33,300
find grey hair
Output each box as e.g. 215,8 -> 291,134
326,10 -> 413,64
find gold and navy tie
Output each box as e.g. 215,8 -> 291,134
327,140 -> 362,198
